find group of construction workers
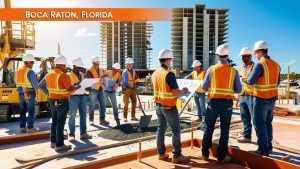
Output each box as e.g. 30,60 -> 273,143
16,55 -> 139,151
16,39 -> 279,160
153,40 -> 280,164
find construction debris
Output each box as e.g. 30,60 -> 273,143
98,120 -> 191,141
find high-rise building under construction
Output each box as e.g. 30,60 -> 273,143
172,4 -> 229,70
100,21 -> 153,69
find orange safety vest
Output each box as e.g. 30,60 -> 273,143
152,67 -> 177,107
208,64 -> 236,100
238,62 -> 254,96
253,58 -> 280,99
15,66 -> 33,89
107,70 -> 121,81
69,71 -> 85,86
45,68 -> 69,99
125,69 -> 139,88
89,66 -> 104,90
191,70 -> 206,93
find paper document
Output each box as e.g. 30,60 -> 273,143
72,78 -> 99,95
176,79 -> 202,102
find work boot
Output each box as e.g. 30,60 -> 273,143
158,153 -> 169,160
69,136 -> 76,142
237,137 -> 251,143
198,151 -> 209,161
100,119 -> 110,125
27,127 -> 40,133
20,127 -> 27,133
55,144 -> 72,151
218,156 -> 231,164
89,120 -> 94,125
131,117 -> 139,121
50,143 -> 56,149
116,120 -> 121,126
80,133 -> 92,140
195,118 -> 202,123
124,118 -> 128,122
172,155 -> 190,164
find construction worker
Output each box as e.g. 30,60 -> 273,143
68,58 -> 92,142
39,55 -> 80,151
184,60 -> 206,122
15,54 -> 40,133
122,58 -> 140,122
86,56 -> 109,126
102,63 -> 122,126
152,49 -> 190,164
237,47 -> 255,143
244,41 -> 280,156
200,45 -> 242,163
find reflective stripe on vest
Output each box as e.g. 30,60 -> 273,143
208,64 -> 236,100
192,70 -> 206,93
253,58 -> 279,98
153,67 -> 177,107
69,71 -> 85,86
15,66 -> 33,89
89,66 -> 103,90
107,70 -> 121,81
45,69 -> 69,95
126,69 -> 136,88
238,62 -> 254,96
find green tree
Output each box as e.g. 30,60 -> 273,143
227,58 -> 237,67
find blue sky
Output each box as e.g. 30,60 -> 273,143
1,0 -> 300,73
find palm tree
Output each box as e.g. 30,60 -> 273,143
227,58 -> 237,67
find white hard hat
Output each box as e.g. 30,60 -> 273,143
22,54 -> 35,62
215,44 -> 229,55
191,60 -> 202,68
91,56 -> 100,63
112,63 -> 121,69
54,55 -> 68,65
72,57 -> 84,67
239,47 -> 252,56
125,58 -> 134,64
157,49 -> 174,59
253,40 -> 268,51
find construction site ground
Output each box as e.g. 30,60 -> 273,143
0,95 -> 300,168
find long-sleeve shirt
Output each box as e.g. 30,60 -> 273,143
246,56 -> 280,85
102,71 -> 121,92
201,60 -> 242,93
122,68 -> 139,89
17,69 -> 39,94
245,56 -> 280,100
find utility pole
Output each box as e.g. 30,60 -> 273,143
287,65 -> 290,104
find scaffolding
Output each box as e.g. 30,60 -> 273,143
100,21 -> 153,70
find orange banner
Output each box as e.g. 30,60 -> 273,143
0,8 -> 172,21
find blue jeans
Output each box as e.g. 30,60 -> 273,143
252,97 -> 275,156
89,89 -> 106,121
18,93 -> 36,129
202,99 -> 233,161
49,99 -> 68,147
156,105 -> 181,157
239,95 -> 253,139
105,91 -> 120,122
68,95 -> 87,137
194,92 -> 206,119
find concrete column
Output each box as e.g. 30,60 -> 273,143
203,10 -> 210,70
112,22 -> 115,68
118,21 -> 120,64
193,6 -> 196,61
132,22 -> 135,61
215,10 -> 219,65
182,17 -> 188,70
